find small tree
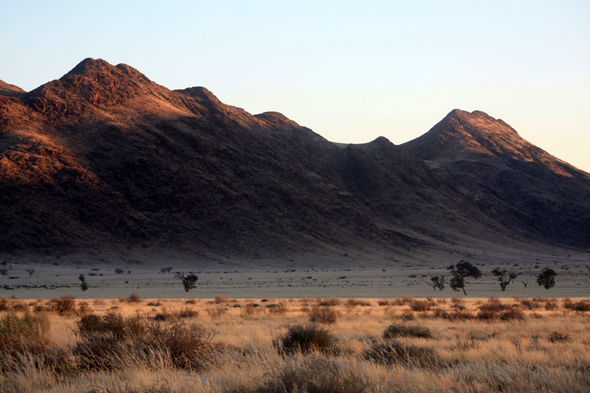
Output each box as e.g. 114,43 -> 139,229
422,275 -> 445,291
447,261 -> 482,296
0,269 -> 8,277
25,268 -> 35,278
176,272 -> 198,292
491,268 -> 518,291
79,274 -> 88,292
537,267 -> 557,290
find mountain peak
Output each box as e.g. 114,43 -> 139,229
64,58 -> 113,77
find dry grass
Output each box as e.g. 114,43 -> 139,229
0,296 -> 589,392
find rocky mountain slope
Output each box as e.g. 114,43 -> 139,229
401,109 -> 590,247
1,59 -> 589,260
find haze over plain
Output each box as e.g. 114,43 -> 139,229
1,1 -> 588,172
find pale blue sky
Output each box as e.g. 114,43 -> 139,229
1,1 -> 589,171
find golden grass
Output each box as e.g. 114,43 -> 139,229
0,296 -> 589,392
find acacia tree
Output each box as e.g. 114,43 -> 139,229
79,274 -> 88,292
175,272 -> 198,292
422,275 -> 445,291
537,267 -> 557,290
491,268 -> 518,291
448,261 -> 482,295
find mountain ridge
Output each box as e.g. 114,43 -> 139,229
1,58 -> 589,262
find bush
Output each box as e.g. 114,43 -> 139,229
128,293 -> 142,303
499,307 -> 526,321
564,300 -> 590,312
345,299 -> 371,307
308,306 -> 338,325
274,324 -> 336,355
479,298 -> 510,312
48,295 -> 77,315
318,298 -> 341,306
409,300 -> 431,312
75,315 -> 221,371
383,323 -> 434,339
178,307 -> 199,319
77,312 -> 148,341
253,357 -> 369,393
363,340 -> 437,367
266,302 -> 288,315
0,309 -> 50,343
0,310 -> 68,373
215,294 -> 229,304
548,330 -> 571,343
74,335 -> 125,371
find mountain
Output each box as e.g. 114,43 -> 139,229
1,59 -> 589,262
401,109 -> 590,247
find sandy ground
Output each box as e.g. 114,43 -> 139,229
1,243 -> 589,300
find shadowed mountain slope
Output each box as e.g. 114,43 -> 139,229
401,109 -> 590,247
1,59 -> 589,260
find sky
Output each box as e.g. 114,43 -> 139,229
1,1 -> 589,172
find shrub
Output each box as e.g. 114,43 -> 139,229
383,323 -> 434,339
308,306 -> 338,325
548,330 -> 571,343
434,309 -> 474,321
363,340 -> 437,368
74,335 -> 125,371
0,310 -> 67,373
345,299 -> 371,307
206,308 -> 228,319
267,302 -> 288,315
77,312 -> 148,341
409,300 -> 431,312
274,324 -> 336,355
128,293 -> 142,303
178,307 -> 199,319
0,309 -> 50,343
564,300 -> 590,312
254,357 -> 369,393
378,299 -> 392,306
143,320 -> 221,370
499,307 -> 526,321
215,294 -> 229,304
476,309 -> 500,321
242,303 -> 264,317
75,316 -> 221,371
519,299 -> 541,310
479,298 -> 510,312
401,310 -> 415,321
77,302 -> 93,316
48,295 -> 77,315
319,298 -> 342,306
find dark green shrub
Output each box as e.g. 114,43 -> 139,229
274,324 -> 336,355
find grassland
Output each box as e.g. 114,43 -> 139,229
1,295 -> 589,392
